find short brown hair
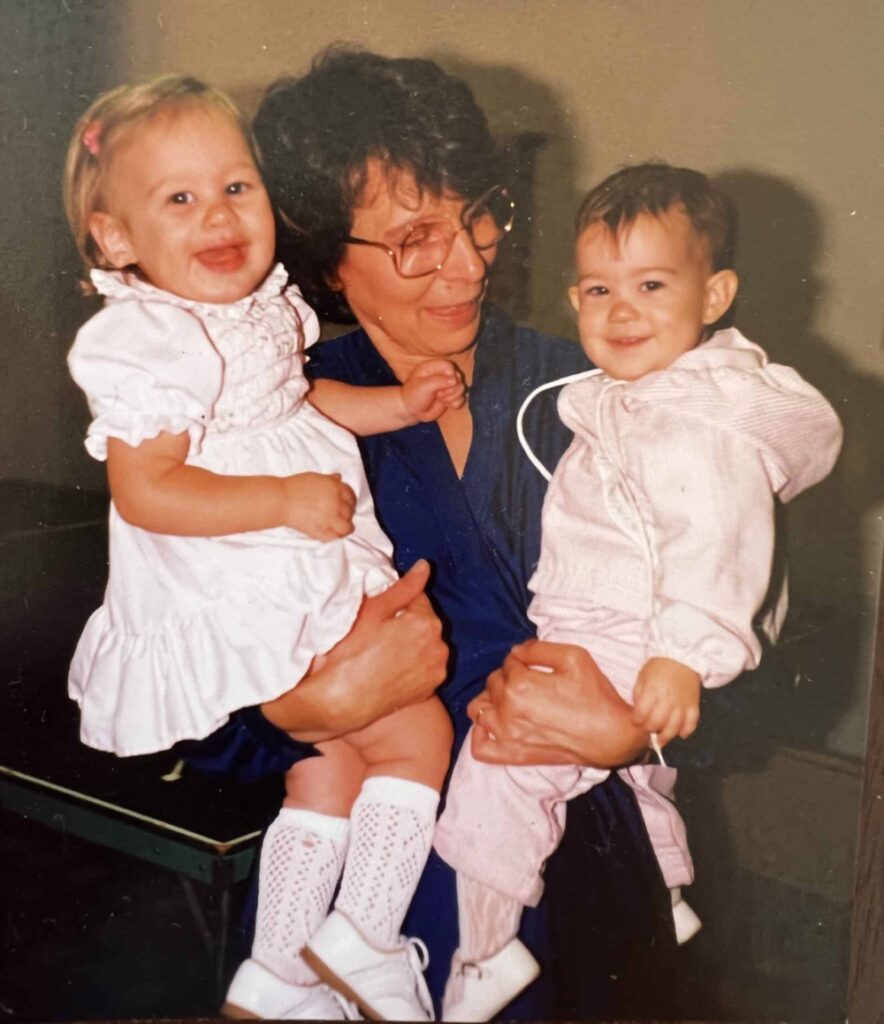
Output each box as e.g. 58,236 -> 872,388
253,47 -> 502,320
63,74 -> 250,280
575,162 -> 736,270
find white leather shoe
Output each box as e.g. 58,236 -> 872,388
672,898 -> 703,944
222,957 -> 351,1020
442,939 -> 540,1022
302,910 -> 433,1021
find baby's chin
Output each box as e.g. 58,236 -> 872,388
168,262 -> 274,306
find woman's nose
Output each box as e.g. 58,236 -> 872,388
439,227 -> 488,282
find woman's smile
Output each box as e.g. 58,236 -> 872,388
423,296 -> 483,326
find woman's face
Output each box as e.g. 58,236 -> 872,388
333,160 -> 496,371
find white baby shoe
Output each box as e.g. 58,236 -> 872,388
302,910 -> 433,1021
222,957 -> 351,1020
441,938 -> 540,1022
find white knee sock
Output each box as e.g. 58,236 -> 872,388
456,874 -> 522,962
334,776 -> 439,950
252,807 -> 350,985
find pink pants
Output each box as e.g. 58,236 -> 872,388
434,603 -> 694,905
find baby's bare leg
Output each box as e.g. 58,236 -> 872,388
323,697 -> 453,951
283,736 -> 367,816
338,695 -> 453,790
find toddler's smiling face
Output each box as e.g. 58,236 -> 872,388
569,207 -> 737,381
90,107 -> 275,304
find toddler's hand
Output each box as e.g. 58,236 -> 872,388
632,657 -> 701,747
401,359 -> 466,422
280,472 -> 356,541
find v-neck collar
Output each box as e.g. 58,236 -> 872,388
348,322 -> 491,495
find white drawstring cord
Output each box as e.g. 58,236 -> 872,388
516,365 -> 667,767
515,367 -> 603,480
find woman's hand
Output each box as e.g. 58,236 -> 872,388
468,639 -> 650,769
262,560 -> 447,742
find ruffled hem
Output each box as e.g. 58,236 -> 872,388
69,559 -> 396,756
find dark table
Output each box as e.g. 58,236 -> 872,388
0,480 -> 280,992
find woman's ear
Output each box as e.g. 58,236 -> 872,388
88,212 -> 137,269
702,268 -> 739,325
324,267 -> 344,293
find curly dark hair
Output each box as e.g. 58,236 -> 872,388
253,46 -> 503,320
576,162 -> 737,271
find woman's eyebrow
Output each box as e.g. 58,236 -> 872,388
380,206 -> 443,241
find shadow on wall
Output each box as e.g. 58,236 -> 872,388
715,169 -> 884,755
428,51 -> 584,334
0,1 -> 125,489
237,50 -> 581,333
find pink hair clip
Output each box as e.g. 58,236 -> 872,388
82,120 -> 102,156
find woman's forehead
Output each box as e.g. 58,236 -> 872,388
351,157 -> 463,232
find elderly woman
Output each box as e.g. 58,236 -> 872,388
230,48 -> 678,1020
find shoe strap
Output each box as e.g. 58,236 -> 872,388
404,937 -> 433,1017
405,936 -> 430,972
460,960 -> 485,979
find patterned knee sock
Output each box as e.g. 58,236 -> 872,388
334,776 -> 439,950
456,873 -> 522,962
252,807 -> 349,984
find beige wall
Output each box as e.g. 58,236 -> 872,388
122,1 -> 882,364
2,0 -> 882,754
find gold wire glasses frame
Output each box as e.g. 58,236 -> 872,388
343,185 -> 516,279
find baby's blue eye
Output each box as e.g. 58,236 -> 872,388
169,191 -> 193,205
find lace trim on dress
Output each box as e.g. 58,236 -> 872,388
90,263 -> 290,313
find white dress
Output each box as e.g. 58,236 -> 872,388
67,265 -> 396,756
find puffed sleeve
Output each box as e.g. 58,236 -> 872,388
68,300 -> 223,461
621,404 -> 774,688
283,284 -> 321,350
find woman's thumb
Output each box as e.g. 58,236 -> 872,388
362,559 -> 430,621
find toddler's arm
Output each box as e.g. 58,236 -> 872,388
632,658 -> 701,746
309,359 -> 465,436
107,431 -> 355,540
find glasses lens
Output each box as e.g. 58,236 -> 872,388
399,222 -> 451,277
394,188 -> 514,277
466,187 -> 514,249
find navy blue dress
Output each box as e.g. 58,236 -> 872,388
307,307 -> 679,1018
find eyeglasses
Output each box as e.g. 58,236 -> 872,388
344,185 -> 515,279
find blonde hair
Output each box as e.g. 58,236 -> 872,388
63,74 -> 252,284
